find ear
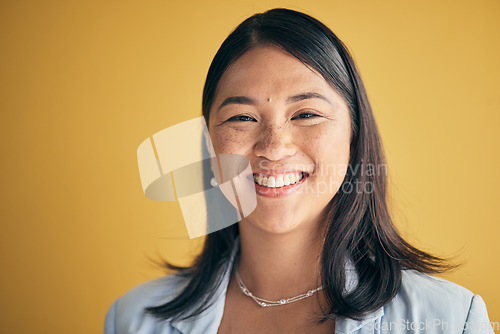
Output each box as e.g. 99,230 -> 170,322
201,117 -> 222,183
201,117 -> 216,158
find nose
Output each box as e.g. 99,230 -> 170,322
253,124 -> 297,161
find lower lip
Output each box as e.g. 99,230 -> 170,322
253,175 -> 307,198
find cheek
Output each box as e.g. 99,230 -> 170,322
211,129 -> 250,154
301,126 -> 350,177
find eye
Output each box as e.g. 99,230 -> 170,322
292,112 -> 319,120
226,115 -> 256,122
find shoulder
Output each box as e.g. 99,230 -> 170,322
104,273 -> 189,334
398,269 -> 474,307
381,270 -> 492,333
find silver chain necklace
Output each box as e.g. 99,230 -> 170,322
235,269 -> 323,307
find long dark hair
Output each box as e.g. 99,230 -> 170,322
146,7 -> 453,321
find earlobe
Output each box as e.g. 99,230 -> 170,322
210,177 -> 219,187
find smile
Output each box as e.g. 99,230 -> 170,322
252,172 -> 308,198
253,172 -> 307,188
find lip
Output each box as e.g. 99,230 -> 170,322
252,168 -> 310,175
253,172 -> 308,198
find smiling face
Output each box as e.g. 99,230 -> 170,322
208,45 -> 352,234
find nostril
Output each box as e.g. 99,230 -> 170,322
253,136 -> 297,161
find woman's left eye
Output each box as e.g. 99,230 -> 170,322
292,112 -> 319,120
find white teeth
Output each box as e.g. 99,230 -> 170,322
254,173 -> 305,188
276,176 -> 284,187
267,176 -> 276,188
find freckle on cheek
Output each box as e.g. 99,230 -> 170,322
213,131 -> 245,152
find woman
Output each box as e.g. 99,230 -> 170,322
105,8 -> 493,333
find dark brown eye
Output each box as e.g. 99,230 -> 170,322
227,115 -> 256,122
293,113 -> 319,120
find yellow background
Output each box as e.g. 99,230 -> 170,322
0,0 -> 498,333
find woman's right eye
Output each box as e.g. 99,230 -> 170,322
226,115 -> 256,122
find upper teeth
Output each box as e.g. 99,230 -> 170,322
254,173 -> 304,188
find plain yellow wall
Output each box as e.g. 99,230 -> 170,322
0,0 -> 498,333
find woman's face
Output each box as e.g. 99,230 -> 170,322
208,45 -> 351,234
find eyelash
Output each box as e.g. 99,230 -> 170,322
292,112 -> 319,120
226,112 -> 319,123
227,115 -> 256,122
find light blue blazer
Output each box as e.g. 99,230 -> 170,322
105,241 -> 494,334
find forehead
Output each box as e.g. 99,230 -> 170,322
215,45 -> 334,98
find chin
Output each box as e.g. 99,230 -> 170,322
241,210 -> 302,235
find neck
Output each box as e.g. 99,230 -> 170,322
236,218 -> 325,300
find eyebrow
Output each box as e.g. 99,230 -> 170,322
218,96 -> 256,110
286,92 -> 332,105
217,92 -> 332,110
